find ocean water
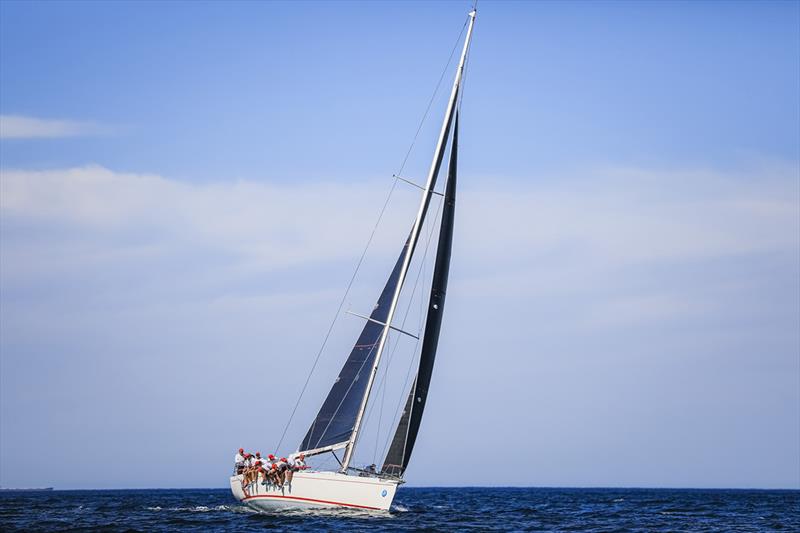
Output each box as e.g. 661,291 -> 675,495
0,487 -> 797,532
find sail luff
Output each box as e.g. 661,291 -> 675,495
382,111 -> 459,477
339,10 -> 477,472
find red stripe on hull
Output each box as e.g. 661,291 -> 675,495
242,493 -> 382,510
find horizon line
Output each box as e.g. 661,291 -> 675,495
4,485 -> 798,492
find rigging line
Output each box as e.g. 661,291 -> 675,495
276,10 -> 472,457
374,333 -> 388,465
379,328 -> 421,464
398,193 -> 441,467
365,195 -> 445,464
457,42 -> 472,116
311,174 -> 441,458
378,9 -> 472,468
358,193 -> 444,440
395,19 -> 467,177
274,176 -> 401,454
309,332 -> 382,451
311,208 -> 428,453
376,197 -> 446,464
379,114 -> 454,465
364,191 -> 443,424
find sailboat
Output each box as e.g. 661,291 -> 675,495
230,8 -> 476,512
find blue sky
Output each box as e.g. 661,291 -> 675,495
1,1 -> 798,489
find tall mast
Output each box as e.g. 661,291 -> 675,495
341,9 -> 477,472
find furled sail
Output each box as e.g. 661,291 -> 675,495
382,113 -> 459,477
299,239 -> 410,455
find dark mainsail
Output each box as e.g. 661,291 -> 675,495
228,10 -> 476,509
300,115 -> 455,457
299,241 -> 408,451
382,113 -> 459,477
299,240 -> 409,453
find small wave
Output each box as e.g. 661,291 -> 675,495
613,498 -> 625,502
149,505 -> 234,513
266,507 -> 391,519
231,505 -> 259,514
392,505 -> 409,512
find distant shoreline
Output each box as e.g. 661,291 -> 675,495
0,488 -> 53,492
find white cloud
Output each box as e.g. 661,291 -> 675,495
1,163 -> 797,281
1,162 -> 798,489
0,164 -> 410,275
1,161 -> 797,332
0,115 -> 107,139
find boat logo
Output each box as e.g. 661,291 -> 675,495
381,489 -> 388,497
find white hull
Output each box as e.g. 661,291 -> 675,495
229,470 -> 400,511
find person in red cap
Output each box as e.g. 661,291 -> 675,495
239,453 -> 255,496
262,454 -> 277,486
234,448 -> 246,475
241,453 -> 254,495
253,452 -> 270,486
275,457 -> 289,486
286,453 -> 306,485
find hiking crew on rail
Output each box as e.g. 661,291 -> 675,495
234,448 -> 307,496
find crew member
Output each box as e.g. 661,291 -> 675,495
254,452 -> 269,486
240,453 -> 255,496
275,457 -> 289,485
286,453 -> 306,484
234,448 -> 246,475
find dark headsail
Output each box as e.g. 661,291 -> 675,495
300,116 -> 455,458
299,240 -> 409,453
382,113 -> 459,477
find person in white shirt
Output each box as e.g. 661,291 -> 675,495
286,453 -> 306,484
264,454 -> 280,486
274,457 -> 289,485
253,452 -> 270,486
240,453 -> 256,496
234,448 -> 246,475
